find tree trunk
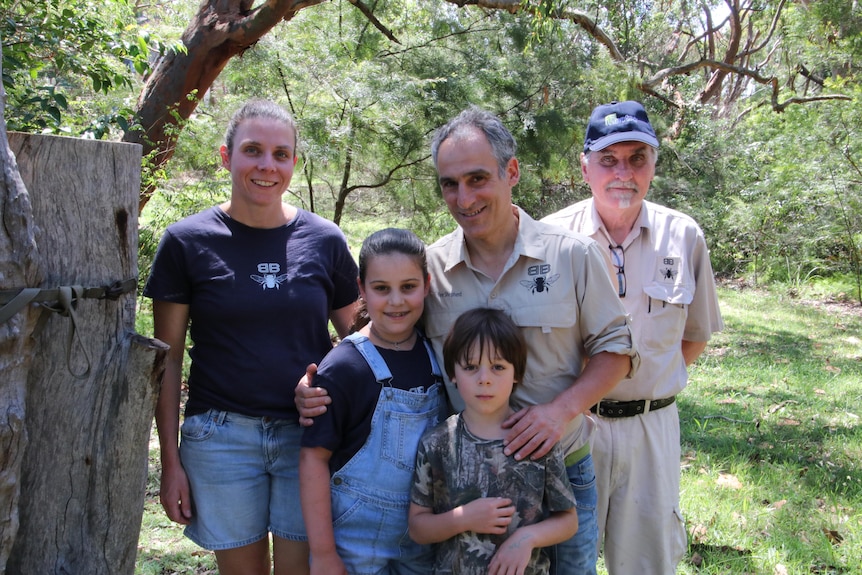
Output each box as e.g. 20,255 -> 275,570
0,97 -> 41,575
1,133 -> 167,575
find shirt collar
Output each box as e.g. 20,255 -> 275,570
514,206 -> 547,262
590,200 -> 652,246
442,205 -> 543,272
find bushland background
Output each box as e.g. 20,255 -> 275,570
2,0 -> 860,573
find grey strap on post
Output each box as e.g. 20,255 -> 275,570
0,278 -> 137,379
0,287 -> 43,325
55,285 -> 91,379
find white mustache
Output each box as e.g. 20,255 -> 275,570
607,181 -> 639,191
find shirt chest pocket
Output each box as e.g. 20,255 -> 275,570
510,302 -> 580,382
425,301 -> 579,339
641,283 -> 692,352
508,301 -> 579,332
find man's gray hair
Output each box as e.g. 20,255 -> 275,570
431,107 -> 517,177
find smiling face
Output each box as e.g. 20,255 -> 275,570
359,252 -> 429,344
452,341 -> 516,420
581,141 -> 656,215
435,127 -> 519,245
220,117 -> 298,210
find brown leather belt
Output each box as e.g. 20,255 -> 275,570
590,396 -> 676,418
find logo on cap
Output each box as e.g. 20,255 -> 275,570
604,113 -> 640,128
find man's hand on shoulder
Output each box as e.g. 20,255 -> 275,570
295,363 -> 330,426
501,403 -> 566,461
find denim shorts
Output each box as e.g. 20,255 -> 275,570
179,409 -> 306,550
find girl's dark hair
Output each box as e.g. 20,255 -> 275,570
351,228 -> 428,331
224,99 -> 297,154
358,227 -> 427,282
442,308 -> 527,388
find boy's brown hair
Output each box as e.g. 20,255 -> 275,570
442,308 -> 527,388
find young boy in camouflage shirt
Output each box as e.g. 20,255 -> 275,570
408,308 -> 578,575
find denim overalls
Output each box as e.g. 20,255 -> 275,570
329,332 -> 445,575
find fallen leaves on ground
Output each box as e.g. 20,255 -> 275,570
717,472 -> 743,489
821,527 -> 844,545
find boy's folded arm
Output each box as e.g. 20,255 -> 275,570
489,508 -> 579,573
408,497 -> 515,544
408,502 -> 462,544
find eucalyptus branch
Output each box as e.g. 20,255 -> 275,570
644,59 -> 851,111
346,0 -> 401,44
738,0 -> 788,58
448,0 -> 624,60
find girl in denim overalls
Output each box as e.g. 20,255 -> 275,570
300,228 -> 446,575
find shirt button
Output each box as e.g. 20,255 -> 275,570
333,477 -> 343,485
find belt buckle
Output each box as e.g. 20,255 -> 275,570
597,399 -> 621,417
595,399 -> 608,417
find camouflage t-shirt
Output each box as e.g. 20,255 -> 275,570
410,413 -> 577,575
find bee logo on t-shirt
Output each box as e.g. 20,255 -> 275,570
251,263 -> 288,290
658,257 -> 679,283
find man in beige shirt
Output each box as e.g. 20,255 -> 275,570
543,100 -> 723,573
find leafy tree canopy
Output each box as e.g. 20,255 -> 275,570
3,0 -> 861,301
0,0 -> 173,136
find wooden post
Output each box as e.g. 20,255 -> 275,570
1,133 -> 166,575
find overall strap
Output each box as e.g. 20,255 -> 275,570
344,332 -> 392,385
420,334 -> 443,380
345,331 -> 443,385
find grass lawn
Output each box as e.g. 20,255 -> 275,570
670,287 -> 862,574
136,286 -> 862,574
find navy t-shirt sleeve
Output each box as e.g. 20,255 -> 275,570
305,212 -> 359,311
330,237 -> 360,310
144,226 -> 193,303
300,343 -> 378,455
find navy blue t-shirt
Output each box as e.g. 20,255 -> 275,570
301,336 -> 437,473
144,207 -> 359,420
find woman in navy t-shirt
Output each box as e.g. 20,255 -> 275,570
144,99 -> 359,575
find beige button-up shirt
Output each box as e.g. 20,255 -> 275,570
424,206 -> 637,456
543,199 -> 724,401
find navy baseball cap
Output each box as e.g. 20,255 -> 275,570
583,101 -> 659,153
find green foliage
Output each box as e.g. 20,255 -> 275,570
18,0 -> 856,305
157,1 -> 605,240
710,91 -> 862,299
0,0 -> 169,137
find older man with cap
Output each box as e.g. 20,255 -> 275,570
543,101 -> 724,573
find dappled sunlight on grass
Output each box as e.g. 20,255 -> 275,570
676,287 -> 862,574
